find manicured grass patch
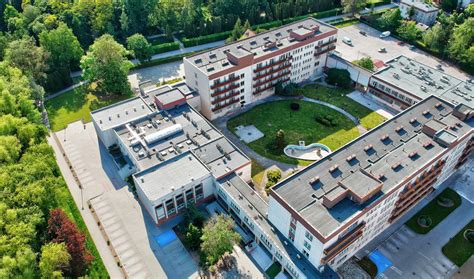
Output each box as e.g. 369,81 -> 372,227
251,159 -> 266,185
55,182 -> 108,277
330,18 -> 360,28
266,262 -> 282,278
357,257 -> 378,278
158,77 -> 184,86
297,84 -> 386,130
46,85 -> 132,131
442,220 -> 474,267
406,188 -> 461,234
228,100 -> 360,165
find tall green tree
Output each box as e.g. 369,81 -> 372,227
342,0 -> 367,15
377,9 -> 402,31
397,21 -> 421,43
39,243 -> 71,279
39,23 -> 83,91
80,34 -> 133,95
126,33 -> 152,63
200,215 -> 240,266
4,37 -> 49,84
354,57 -> 374,71
447,18 -> 474,68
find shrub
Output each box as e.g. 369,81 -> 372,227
267,169 -> 282,184
466,230 -> 474,243
315,115 -> 338,127
275,129 -> 286,150
183,223 -> 203,251
150,42 -> 180,55
326,68 -> 352,88
290,102 -> 300,111
182,31 -> 232,47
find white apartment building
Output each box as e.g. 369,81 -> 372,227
400,0 -> 439,26
183,18 -> 338,120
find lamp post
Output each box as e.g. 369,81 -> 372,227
80,185 -> 84,210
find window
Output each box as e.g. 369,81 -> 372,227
186,189 -> 194,204
305,231 -> 313,241
240,81 -> 244,86
240,73 -> 244,78
303,240 -> 311,250
303,250 -> 309,258
176,194 -> 185,210
155,205 -> 165,219
165,199 -> 175,215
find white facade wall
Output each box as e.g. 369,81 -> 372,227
268,196 -> 293,239
399,2 -> 438,26
327,55 -> 372,87
368,78 -> 420,110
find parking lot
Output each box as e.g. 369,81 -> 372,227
335,23 -> 472,80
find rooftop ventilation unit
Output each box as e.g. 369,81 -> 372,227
364,144 -> 373,152
309,176 -> 320,185
329,164 -> 339,173
409,117 -> 417,124
144,124 -> 183,145
391,162 -> 401,170
346,154 -> 356,162
408,151 -> 418,158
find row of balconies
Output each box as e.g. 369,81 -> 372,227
314,45 -> 336,57
211,90 -> 240,105
253,77 -> 290,95
254,57 -> 292,73
253,63 -> 292,81
210,75 -> 240,90
321,222 -> 366,264
254,70 -> 291,88
210,83 -> 240,97
389,186 -> 435,223
211,97 -> 240,112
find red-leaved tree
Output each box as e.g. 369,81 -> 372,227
47,208 -> 93,276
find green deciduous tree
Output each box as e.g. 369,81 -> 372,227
354,57 -> 374,71
342,0 -> 367,15
200,215 -> 241,266
275,129 -> 286,150
377,8 -> 402,31
397,21 -> 422,43
126,33 -> 152,63
39,242 -> 71,279
80,34 -> 133,95
39,23 -> 83,91
447,18 -> 474,68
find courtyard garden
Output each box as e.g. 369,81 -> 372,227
295,84 -> 386,130
46,85 -> 133,131
227,100 -> 360,165
405,188 -> 461,234
442,219 -> 474,267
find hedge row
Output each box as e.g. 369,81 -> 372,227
182,31 -> 231,47
151,42 -> 180,55
366,0 -> 392,8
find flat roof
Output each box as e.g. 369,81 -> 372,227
134,152 -> 210,201
401,0 -> 439,12
91,97 -> 153,131
272,96 -> 473,237
185,17 -> 336,76
373,56 -> 473,108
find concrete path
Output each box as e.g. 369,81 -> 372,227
213,94 -> 366,171
347,90 -> 397,119
45,81 -> 87,101
355,158 -> 474,279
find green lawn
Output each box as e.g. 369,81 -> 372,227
228,100 -> 360,165
266,262 -> 282,278
46,85 -> 132,132
55,181 -> 108,277
406,188 -> 462,234
251,158 -> 266,185
442,219 -> 474,267
297,84 -> 386,130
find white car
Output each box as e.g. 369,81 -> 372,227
379,31 -> 391,38
342,37 -> 353,46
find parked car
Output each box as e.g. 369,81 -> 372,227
379,31 -> 391,38
408,45 -> 416,50
397,41 -> 405,46
342,37 -> 353,46
359,31 -> 367,36
378,47 -> 387,53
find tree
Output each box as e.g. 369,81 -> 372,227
39,242 -> 71,279
342,0 -> 367,15
440,0 -> 458,13
377,9 -> 402,31
397,21 -> 422,43
408,6 -> 415,20
275,129 -> 286,150
447,18 -> 474,68
39,23 -> 83,91
4,37 -> 48,84
126,34 -> 152,63
354,57 -> 374,71
326,68 -> 352,88
47,208 -> 93,277
200,215 -> 241,266
229,17 -> 244,42
183,223 -> 203,251
423,23 -> 446,52
80,34 -> 133,95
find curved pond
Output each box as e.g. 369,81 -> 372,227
284,143 -> 331,161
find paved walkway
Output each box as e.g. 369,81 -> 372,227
347,90 -> 397,119
213,94 -> 366,171
45,81 -> 87,101
355,158 -> 474,279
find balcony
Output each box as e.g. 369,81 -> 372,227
210,76 -> 240,90
315,39 -> 337,49
254,70 -> 291,88
211,97 -> 240,112
211,83 -> 240,97
254,57 -> 292,73
314,45 -> 336,57
253,63 -> 291,81
253,77 -> 290,95
211,91 -> 240,105
322,222 -> 365,264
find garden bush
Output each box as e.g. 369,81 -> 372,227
267,169 -> 282,184
182,31 -> 232,47
151,42 -> 180,55
290,102 -> 300,111
315,115 -> 337,127
326,68 -> 352,88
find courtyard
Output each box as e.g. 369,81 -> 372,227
227,99 -> 360,165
